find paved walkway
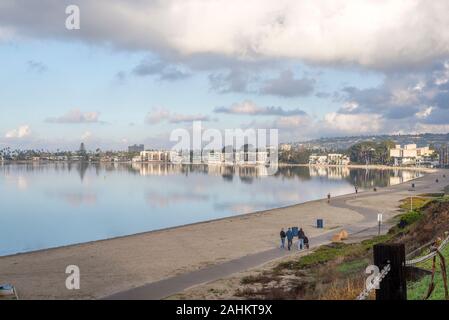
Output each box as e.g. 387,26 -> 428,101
105,169 -> 447,300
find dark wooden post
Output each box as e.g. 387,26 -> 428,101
374,243 -> 407,300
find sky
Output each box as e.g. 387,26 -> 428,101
1,0 -> 449,150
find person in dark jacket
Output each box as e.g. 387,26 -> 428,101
304,236 -> 309,249
297,228 -> 305,250
280,228 -> 286,249
286,228 -> 293,251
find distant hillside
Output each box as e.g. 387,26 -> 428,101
290,133 -> 449,151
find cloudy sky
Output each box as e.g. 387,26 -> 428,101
1,0 -> 449,150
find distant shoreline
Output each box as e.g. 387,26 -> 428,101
279,163 -> 437,172
0,160 -> 438,172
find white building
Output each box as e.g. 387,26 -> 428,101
140,150 -> 172,162
390,144 -> 435,166
309,155 -> 328,165
327,153 -> 350,165
207,150 -> 223,164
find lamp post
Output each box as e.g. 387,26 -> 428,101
377,213 -> 383,236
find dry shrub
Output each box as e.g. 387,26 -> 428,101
319,276 -> 371,300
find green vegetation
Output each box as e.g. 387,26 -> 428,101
407,244 -> 449,300
398,210 -> 424,226
399,197 -> 430,211
276,234 -> 393,272
337,258 -> 369,275
238,194 -> 449,300
347,140 -> 396,165
279,148 -> 312,164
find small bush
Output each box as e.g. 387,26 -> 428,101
398,210 -> 423,228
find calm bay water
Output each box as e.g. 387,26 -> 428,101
0,162 -> 422,256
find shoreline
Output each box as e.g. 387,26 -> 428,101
0,166 -> 430,259
280,163 -> 437,172
1,160 -> 438,172
0,168 -> 445,299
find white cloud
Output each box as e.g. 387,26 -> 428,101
323,113 -> 382,134
413,123 -> 449,134
341,101 -> 359,112
215,100 -> 306,116
5,125 -> 31,139
81,131 -> 92,140
145,107 -> 210,124
2,0 -> 449,70
45,109 -> 101,124
274,115 -> 309,128
415,106 -> 434,119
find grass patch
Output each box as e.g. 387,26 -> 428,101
276,233 -> 394,272
408,273 -> 448,300
337,258 -> 369,275
415,243 -> 449,271
399,197 -> 430,211
407,240 -> 449,300
418,193 -> 445,198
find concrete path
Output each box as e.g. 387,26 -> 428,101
105,169 -> 447,300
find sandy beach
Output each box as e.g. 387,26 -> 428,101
0,168 -> 446,300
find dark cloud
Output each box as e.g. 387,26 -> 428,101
114,71 -> 126,83
332,60 -> 449,132
2,1 -> 449,72
259,70 -> 315,97
132,59 -> 191,81
209,69 -> 257,94
27,60 -> 47,73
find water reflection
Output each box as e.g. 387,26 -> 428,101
0,162 -> 423,256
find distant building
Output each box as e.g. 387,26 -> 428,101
128,144 -> 145,153
390,144 -> 435,166
309,155 -> 328,165
327,154 -> 350,165
207,150 -> 223,164
440,145 -> 449,168
309,153 -> 349,165
140,150 -> 171,162
280,144 -> 292,152
79,142 -> 86,154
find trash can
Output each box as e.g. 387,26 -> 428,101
292,227 -> 299,237
317,219 -> 324,229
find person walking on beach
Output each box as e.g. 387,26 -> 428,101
327,193 -> 331,203
286,228 -> 293,251
304,236 -> 310,249
297,228 -> 305,250
280,228 -> 286,249
355,186 -> 358,194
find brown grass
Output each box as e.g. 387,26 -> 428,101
319,276 -> 371,300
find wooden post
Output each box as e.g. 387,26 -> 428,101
374,243 -> 407,300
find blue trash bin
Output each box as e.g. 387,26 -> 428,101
292,227 -> 299,237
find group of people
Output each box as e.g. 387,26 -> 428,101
279,227 -> 309,251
